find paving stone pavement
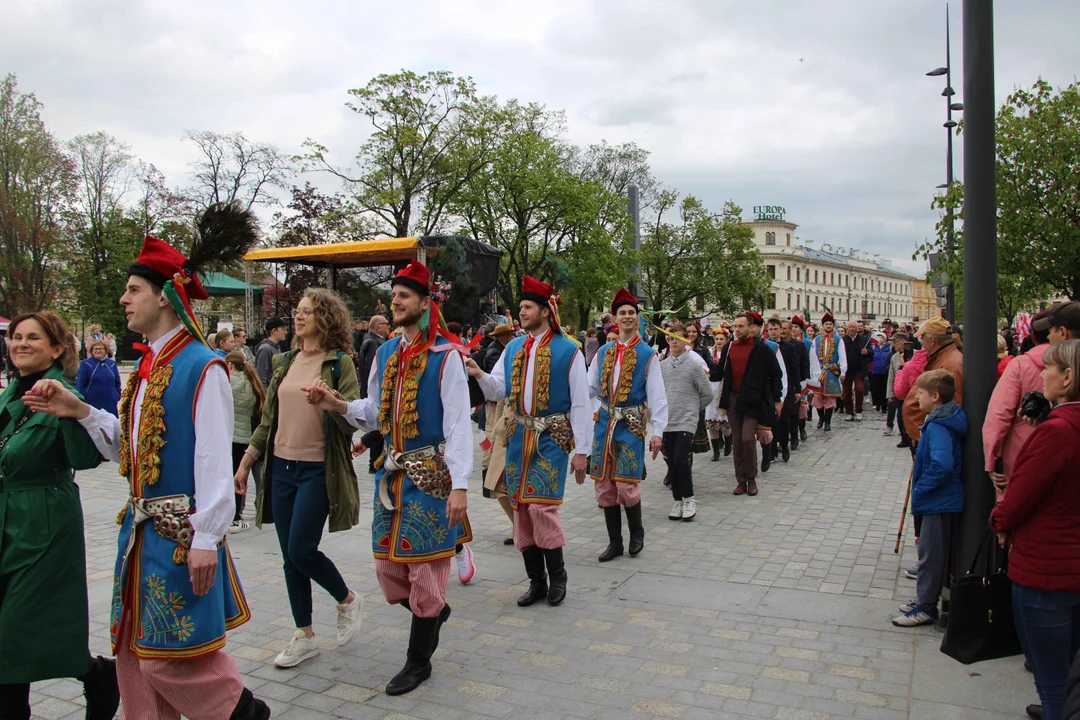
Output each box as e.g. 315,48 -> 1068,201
30,404 -> 1037,719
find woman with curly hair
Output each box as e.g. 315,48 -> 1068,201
234,287 -> 363,669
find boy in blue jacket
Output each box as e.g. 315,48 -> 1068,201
893,368 -> 966,627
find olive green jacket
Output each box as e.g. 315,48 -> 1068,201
250,350 -> 360,532
0,364 -> 103,683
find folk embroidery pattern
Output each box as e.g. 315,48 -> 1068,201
140,574 -> 195,644
378,349 -> 427,439
399,501 -> 448,552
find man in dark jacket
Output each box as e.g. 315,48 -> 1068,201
783,318 -> 811,446
842,320 -> 872,421
255,317 -> 287,389
767,318 -> 799,462
481,324 -> 514,374
712,312 -> 783,497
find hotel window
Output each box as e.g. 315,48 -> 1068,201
846,298 -> 850,313
796,294 -> 801,308
768,293 -> 776,309
786,233 -> 791,246
796,268 -> 801,282
815,270 -> 819,283
767,265 -> 776,279
787,293 -> 792,308
766,232 -> 776,245
815,296 -> 819,311
786,266 -> 791,281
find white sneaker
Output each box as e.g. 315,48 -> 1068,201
455,545 -> 475,584
335,594 -> 363,646
229,520 -> 250,534
855,413 -> 863,421
883,428 -> 895,436
681,498 -> 697,521
668,500 -> 683,520
274,630 -> 320,668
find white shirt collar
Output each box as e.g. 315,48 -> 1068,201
149,325 -> 184,354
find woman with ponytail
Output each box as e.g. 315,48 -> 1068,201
225,351 -> 265,533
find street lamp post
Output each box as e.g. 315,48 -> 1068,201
927,2 -> 963,324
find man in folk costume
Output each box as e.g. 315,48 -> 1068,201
26,203 -> 269,720
808,312 -> 847,432
784,317 -> 812,446
749,313 -> 787,473
589,288 -> 667,562
466,276 -> 593,607
308,260 -> 472,696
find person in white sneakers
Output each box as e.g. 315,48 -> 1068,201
658,322 -> 714,521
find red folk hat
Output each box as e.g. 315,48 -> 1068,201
821,312 -> 836,324
611,287 -> 639,314
392,259 -> 431,296
521,275 -> 553,306
129,236 -> 209,301
791,315 -> 806,328
745,311 -> 764,326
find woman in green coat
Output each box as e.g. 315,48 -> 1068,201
0,311 -> 119,720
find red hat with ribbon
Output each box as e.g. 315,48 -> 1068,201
790,314 -> 806,328
521,275 -> 568,336
821,312 -> 836,324
746,311 -> 764,326
129,236 -> 210,301
392,259 -> 431,296
611,287 -> 639,314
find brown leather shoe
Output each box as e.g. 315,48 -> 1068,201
733,482 -> 747,496
747,479 -> 759,496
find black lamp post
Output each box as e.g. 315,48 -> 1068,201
927,3 -> 962,324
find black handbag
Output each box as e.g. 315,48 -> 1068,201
940,530 -> 1023,664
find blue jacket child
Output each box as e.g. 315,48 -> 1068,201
911,401 -> 967,515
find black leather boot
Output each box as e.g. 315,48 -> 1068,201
817,413 -> 825,429
625,503 -> 645,556
517,546 -> 548,606
723,434 -> 732,456
799,419 -> 808,441
386,614 -> 439,696
824,409 -> 832,432
543,547 -> 567,606
229,688 -> 270,720
431,603 -> 452,653
761,445 -> 771,473
598,506 -> 624,562
711,438 -> 720,461
80,655 -> 120,720
781,440 -> 790,463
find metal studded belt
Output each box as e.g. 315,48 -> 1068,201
383,443 -> 447,472
379,443 -> 451,510
123,494 -> 197,565
599,401 -> 649,439
513,412 -> 568,433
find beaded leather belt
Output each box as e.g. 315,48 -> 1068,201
513,412 -> 575,454
599,401 -> 649,439
123,494 -> 198,565
379,443 -> 451,510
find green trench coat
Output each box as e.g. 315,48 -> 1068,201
0,365 -> 103,683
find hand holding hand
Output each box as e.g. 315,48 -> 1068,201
351,440 -> 368,457
233,467 -> 248,495
571,454 -> 588,484
302,380 -> 346,413
446,489 -> 467,528
187,549 -> 218,596
21,379 -> 90,419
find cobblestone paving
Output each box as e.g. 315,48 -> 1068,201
29,404 -> 1035,719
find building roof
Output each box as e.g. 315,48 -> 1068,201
762,245 -> 918,280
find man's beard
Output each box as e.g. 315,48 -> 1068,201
395,305 -> 424,328
522,314 -> 545,332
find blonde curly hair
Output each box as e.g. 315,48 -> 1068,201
294,287 -> 352,353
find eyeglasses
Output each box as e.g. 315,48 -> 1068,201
292,308 -> 313,318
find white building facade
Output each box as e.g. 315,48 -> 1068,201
746,206 -> 916,325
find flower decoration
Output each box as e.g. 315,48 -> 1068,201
431,275 -> 454,304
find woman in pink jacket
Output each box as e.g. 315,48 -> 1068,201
983,311 -> 1051,499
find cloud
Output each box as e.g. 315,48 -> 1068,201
2,0 -> 1079,279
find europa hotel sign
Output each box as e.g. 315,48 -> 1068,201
753,205 -> 786,221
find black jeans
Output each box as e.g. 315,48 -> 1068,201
231,442 -> 247,521
662,431 -> 695,500
870,374 -> 888,410
271,457 -> 349,627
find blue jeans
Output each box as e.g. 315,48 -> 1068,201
1012,582 -> 1080,720
271,457 -> 349,628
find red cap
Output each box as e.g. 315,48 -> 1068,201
821,312 -> 836,324
521,275 -> 553,306
129,236 -> 209,301
392,259 -> 431,295
791,315 -> 806,328
611,288 -> 639,314
746,311 -> 764,326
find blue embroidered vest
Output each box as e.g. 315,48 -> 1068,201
501,331 -> 577,507
589,338 -> 654,484
814,333 -> 844,397
370,335 -> 472,563
111,333 -> 250,659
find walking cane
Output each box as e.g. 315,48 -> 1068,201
893,463 -> 914,554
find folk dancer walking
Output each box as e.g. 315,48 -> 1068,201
466,276 -> 593,606
705,328 -> 732,460
26,213 -> 270,720
787,316 -> 812,443
309,260 -> 472,696
808,312 -> 847,431
767,317 -> 800,463
589,288 -> 668,561
748,313 -> 787,473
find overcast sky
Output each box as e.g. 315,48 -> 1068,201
4,0 -> 1079,277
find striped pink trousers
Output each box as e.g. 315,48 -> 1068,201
375,557 -> 451,618
115,614 -> 243,720
513,503 -> 565,551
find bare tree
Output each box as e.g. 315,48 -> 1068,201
184,130 -> 293,211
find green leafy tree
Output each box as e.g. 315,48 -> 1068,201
640,193 -> 768,316
301,70 -> 500,238
918,79 -> 1079,321
0,73 -> 75,315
